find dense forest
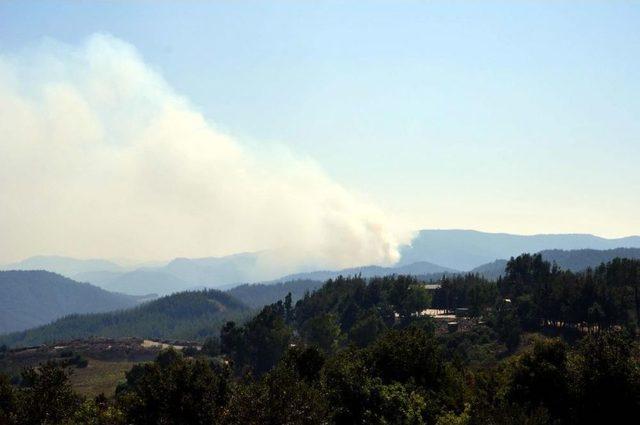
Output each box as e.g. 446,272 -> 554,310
1,254 -> 640,424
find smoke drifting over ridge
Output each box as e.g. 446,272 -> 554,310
0,34 -> 406,275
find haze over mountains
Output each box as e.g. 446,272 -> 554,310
5,253 -> 265,296
4,230 -> 640,297
5,256 -> 123,277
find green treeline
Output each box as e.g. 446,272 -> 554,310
2,329 -> 639,424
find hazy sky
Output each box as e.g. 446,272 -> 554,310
1,1 -> 639,264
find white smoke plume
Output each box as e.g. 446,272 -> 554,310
0,34 -> 406,276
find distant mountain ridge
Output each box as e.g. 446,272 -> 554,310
400,229 -> 640,270
5,230 -> 640,295
90,253 -> 266,295
164,253 -> 261,284
0,270 -> 143,334
4,255 -> 124,276
99,270 -> 192,296
3,253 -> 267,296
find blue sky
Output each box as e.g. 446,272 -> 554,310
1,1 -> 639,238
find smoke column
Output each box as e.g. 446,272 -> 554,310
0,34 -> 407,275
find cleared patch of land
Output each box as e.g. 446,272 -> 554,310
69,359 -> 136,397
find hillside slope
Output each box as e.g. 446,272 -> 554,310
0,271 -> 141,334
0,289 -> 251,347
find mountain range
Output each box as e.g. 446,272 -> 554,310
4,244 -> 640,345
4,253 -> 265,296
4,230 -> 640,296
4,256 -> 123,277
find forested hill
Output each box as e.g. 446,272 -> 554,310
472,247 -> 640,280
0,289 -> 251,347
0,270 -> 142,334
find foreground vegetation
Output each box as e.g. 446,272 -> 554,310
1,254 -> 640,424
